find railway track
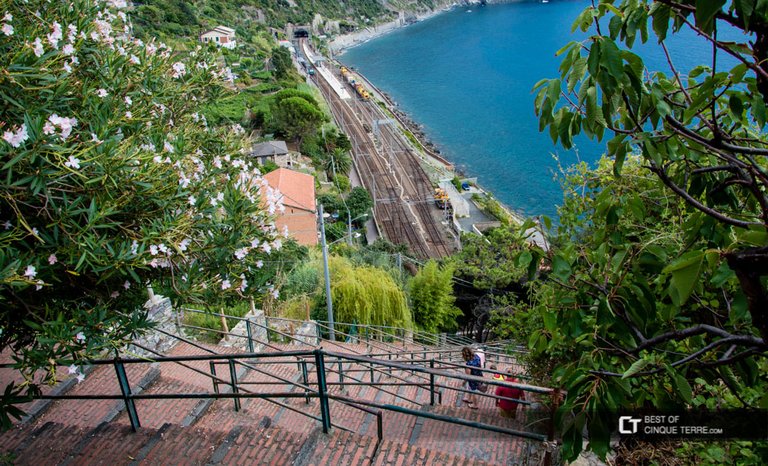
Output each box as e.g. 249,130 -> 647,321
301,41 -> 454,259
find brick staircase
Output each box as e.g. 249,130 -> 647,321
0,337 -> 552,465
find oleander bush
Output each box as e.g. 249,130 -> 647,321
0,0 -> 287,424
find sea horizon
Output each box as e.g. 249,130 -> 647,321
339,0 -> 743,221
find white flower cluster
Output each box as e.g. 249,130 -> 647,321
2,12 -> 12,36
2,123 -> 28,148
43,114 -> 78,140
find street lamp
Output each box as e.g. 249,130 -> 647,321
318,204 -> 335,341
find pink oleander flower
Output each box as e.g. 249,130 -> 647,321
47,21 -> 62,49
124,95 -> 132,106
110,291 -> 120,298
1,23 -> 12,36
221,279 -> 231,290
64,156 -> 81,169
171,62 -> 186,79
76,373 -> 85,383
178,238 -> 191,251
188,195 -> 196,206
68,364 -> 79,375
3,123 -> 29,148
48,254 -> 57,265
48,114 -> 78,139
76,332 -> 86,343
96,88 -> 108,98
32,37 -> 44,57
234,248 -> 248,260
62,43 -> 74,55
24,265 -> 36,278
124,280 -> 131,289
43,121 -> 56,135
129,54 -> 140,65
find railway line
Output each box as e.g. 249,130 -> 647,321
301,40 -> 455,259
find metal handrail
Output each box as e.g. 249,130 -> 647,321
131,337 -> 343,431
177,309 -> 530,410
28,347 -> 555,453
176,310 -> 438,412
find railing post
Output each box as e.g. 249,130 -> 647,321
114,360 -> 140,431
429,359 -> 436,406
246,320 -> 254,353
300,358 -> 310,404
369,358 -> 375,383
543,388 -> 561,466
338,359 -> 344,392
210,362 -> 219,394
314,350 -> 332,433
228,360 -> 240,412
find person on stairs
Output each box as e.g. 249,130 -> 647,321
495,369 -> 525,419
461,346 -> 483,409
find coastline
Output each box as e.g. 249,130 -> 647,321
325,2 -> 536,234
329,6 -> 452,54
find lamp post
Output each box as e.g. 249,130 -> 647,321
318,204 -> 335,341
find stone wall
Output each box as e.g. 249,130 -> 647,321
127,295 -> 180,358
222,310 -> 269,352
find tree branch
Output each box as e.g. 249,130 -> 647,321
648,161 -> 762,228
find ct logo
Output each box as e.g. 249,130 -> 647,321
619,416 -> 641,434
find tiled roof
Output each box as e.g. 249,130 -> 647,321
251,140 -> 289,157
263,168 -> 315,212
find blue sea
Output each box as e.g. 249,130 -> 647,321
340,0 -> 745,219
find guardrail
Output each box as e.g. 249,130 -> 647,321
12,348 -> 557,462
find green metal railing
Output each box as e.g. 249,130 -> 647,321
179,309 -> 442,401
14,345 -> 559,465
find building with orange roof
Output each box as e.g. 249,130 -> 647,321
263,168 -> 318,246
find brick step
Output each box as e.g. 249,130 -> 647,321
0,351 -> 89,425
306,428 -> 494,466
31,362 -> 158,428
113,376 -> 212,429
2,421 -> 95,465
130,423 -> 228,465
210,422 -> 313,465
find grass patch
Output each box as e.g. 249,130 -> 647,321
183,301 -> 251,343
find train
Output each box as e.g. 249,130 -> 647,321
434,188 -> 451,209
340,66 -> 370,100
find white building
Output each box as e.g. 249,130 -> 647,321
200,26 -> 237,49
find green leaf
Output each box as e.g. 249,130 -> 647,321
735,0 -> 756,29
651,4 -> 671,41
600,38 -> 624,77
543,311 -> 557,332
695,0 -> 726,34
673,372 -> 693,404
728,94 -> 744,120
753,94 -> 766,128
622,358 -> 649,379
552,255 -> 572,281
518,250 -> 533,268
663,251 -> 704,306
